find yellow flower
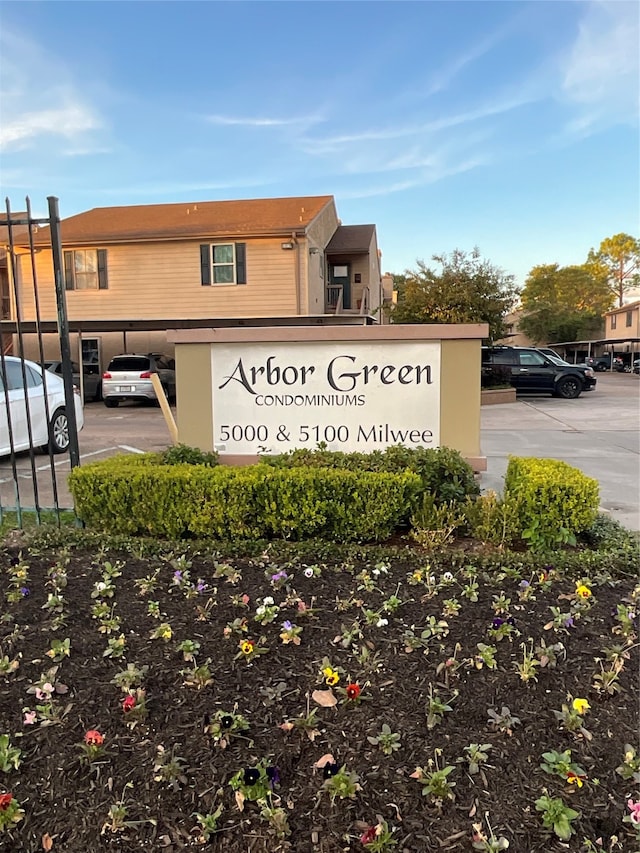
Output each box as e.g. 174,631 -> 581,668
566,772 -> 584,787
572,698 -> 590,715
576,584 -> 592,599
325,669 -> 339,686
240,640 -> 254,655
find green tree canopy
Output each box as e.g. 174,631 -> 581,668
518,263 -> 614,344
586,233 -> 640,307
390,248 -> 518,342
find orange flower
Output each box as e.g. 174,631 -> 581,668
84,729 -> 104,746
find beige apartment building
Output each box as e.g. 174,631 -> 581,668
3,195 -> 386,371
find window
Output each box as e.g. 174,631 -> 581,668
626,311 -> 633,327
0,361 -> 42,392
64,249 -> 108,290
200,243 -> 246,286
518,351 -> 547,366
486,350 -> 516,365
611,314 -> 617,330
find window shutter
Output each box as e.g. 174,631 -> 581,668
97,249 -> 108,290
63,251 -> 74,290
235,243 -> 246,284
200,244 -> 211,286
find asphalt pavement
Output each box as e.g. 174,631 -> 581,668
481,372 -> 640,530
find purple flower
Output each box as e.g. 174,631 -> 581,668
271,570 -> 288,583
20,587 -> 30,597
564,616 -> 575,628
196,581 -> 206,593
492,617 -> 505,628
266,765 -> 280,787
282,620 -> 293,631
173,570 -> 182,582
518,580 -> 530,589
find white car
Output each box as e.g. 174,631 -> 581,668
0,356 -> 84,456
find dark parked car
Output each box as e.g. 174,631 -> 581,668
45,360 -> 102,402
102,353 -> 176,407
482,346 -> 596,399
585,355 -> 613,372
633,358 -> 640,375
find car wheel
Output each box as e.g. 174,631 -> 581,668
556,376 -> 582,399
44,408 -> 70,454
104,398 -> 119,408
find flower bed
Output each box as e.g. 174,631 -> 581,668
0,535 -> 638,852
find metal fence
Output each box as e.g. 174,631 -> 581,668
0,196 -> 81,526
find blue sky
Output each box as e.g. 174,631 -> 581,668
0,0 -> 638,286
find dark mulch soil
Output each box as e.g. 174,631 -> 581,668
0,540 -> 638,853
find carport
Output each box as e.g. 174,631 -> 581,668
548,337 -> 640,368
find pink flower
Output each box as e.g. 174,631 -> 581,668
628,799 -> 640,825
23,710 -> 37,725
360,825 -> 377,845
35,682 -> 54,701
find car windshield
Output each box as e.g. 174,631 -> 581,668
546,354 -> 572,366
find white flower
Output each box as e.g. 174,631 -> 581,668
95,581 -> 107,591
443,572 -> 454,582
304,568 -> 314,578
262,596 -> 274,606
429,576 -> 436,585
376,618 -> 389,628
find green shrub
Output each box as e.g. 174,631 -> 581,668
411,495 -> 468,550
463,491 -> 521,549
159,444 -> 219,467
68,458 -> 420,543
504,457 -> 599,551
262,445 -> 479,506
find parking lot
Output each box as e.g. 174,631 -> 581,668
1,372 -> 638,530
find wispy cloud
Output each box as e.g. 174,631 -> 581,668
205,112 -> 322,128
100,177 -> 274,196
560,0 -> 639,131
0,26 -> 105,153
416,17 -> 518,99
337,157 -> 488,200
298,94 -> 536,156
1,104 -> 101,151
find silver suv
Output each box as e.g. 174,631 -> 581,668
102,353 -> 176,408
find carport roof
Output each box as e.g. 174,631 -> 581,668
549,337 -> 640,347
0,315 -> 376,335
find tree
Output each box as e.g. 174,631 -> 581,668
390,248 -> 518,342
518,263 -> 614,344
586,233 -> 640,307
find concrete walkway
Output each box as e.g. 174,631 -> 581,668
480,372 -> 640,530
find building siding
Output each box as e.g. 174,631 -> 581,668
17,237 -> 300,321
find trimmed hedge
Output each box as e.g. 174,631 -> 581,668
68,459 -> 420,543
261,445 -> 479,505
504,456 -> 600,548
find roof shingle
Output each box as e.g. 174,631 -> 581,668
31,196 -> 334,245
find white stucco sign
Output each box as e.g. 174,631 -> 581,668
211,340 -> 441,455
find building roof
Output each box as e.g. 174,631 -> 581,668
0,212 -> 29,248
604,300 -> 640,315
28,196 -> 335,246
325,224 -> 376,254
